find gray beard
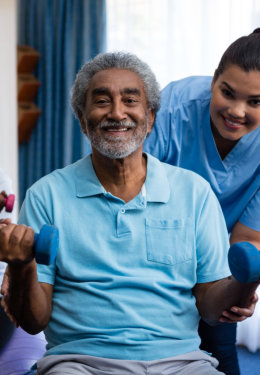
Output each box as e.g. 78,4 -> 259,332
85,119 -> 149,159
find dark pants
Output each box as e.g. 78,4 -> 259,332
0,299 -> 15,352
199,319 -> 240,375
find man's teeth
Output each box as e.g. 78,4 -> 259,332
106,128 -> 128,132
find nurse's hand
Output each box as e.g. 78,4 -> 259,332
219,292 -> 258,323
0,191 -> 7,212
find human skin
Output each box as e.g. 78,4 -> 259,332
0,191 -> 7,212
210,64 -> 260,257
211,65 -> 260,145
0,68 -> 258,335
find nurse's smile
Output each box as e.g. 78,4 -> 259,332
222,116 -> 246,131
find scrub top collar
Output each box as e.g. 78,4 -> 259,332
75,153 -> 170,204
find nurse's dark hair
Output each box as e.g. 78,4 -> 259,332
71,51 -> 161,120
214,28 -> 260,80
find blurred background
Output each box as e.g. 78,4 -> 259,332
0,1 -> 260,373
107,0 -> 260,88
1,0 -> 259,209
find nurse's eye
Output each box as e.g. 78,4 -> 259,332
221,88 -> 233,98
248,99 -> 260,107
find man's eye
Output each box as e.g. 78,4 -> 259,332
96,99 -> 108,104
125,98 -> 137,104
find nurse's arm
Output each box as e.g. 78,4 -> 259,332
230,221 -> 260,250
216,221 -> 260,323
193,276 -> 259,325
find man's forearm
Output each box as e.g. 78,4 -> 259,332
3,261 -> 52,334
195,276 -> 259,324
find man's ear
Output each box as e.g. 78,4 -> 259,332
147,109 -> 155,134
79,116 -> 87,135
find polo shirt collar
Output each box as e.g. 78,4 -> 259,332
75,155 -> 105,197
145,153 -> 170,203
75,153 -> 170,203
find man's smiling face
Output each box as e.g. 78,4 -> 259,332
81,68 -> 154,159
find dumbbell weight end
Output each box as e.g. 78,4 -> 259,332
228,242 -> 260,283
34,224 -> 59,265
4,194 -> 15,213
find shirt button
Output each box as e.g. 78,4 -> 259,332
120,209 -> 126,214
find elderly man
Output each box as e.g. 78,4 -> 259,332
0,52 -> 258,375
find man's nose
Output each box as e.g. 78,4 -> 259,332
227,101 -> 246,119
107,101 -> 127,121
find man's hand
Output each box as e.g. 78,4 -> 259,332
219,292 -> 258,323
0,223 -> 35,264
0,223 -> 53,333
1,267 -> 19,327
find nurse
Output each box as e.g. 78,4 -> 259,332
144,29 -> 260,375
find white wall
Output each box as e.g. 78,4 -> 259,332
0,0 -> 18,218
107,0 -> 260,88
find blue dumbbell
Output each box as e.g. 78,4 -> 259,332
228,242 -> 260,283
34,224 -> 59,265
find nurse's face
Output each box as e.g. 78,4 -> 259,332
210,64 -> 260,142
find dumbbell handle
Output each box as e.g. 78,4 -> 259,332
228,241 -> 260,283
33,224 -> 59,265
4,194 -> 15,213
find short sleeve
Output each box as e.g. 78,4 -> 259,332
196,188 -> 231,283
18,189 -> 56,285
239,188 -> 260,231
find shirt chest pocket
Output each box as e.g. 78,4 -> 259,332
145,218 -> 193,266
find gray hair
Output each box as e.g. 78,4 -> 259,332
71,52 -> 161,120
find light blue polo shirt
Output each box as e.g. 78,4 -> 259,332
19,154 -> 230,361
144,76 -> 260,233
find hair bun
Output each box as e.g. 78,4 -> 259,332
253,28 -> 260,34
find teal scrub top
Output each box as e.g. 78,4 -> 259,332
144,76 -> 260,233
